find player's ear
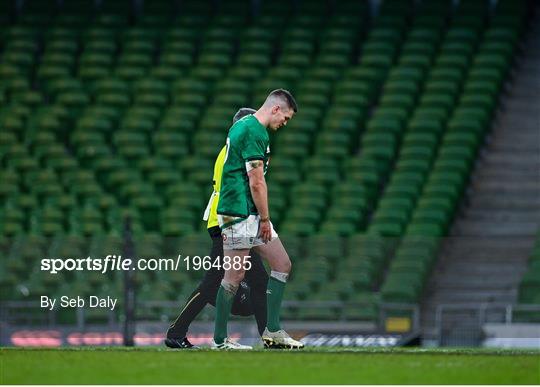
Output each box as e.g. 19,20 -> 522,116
271,105 -> 280,114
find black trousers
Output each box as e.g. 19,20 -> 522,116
167,226 -> 269,339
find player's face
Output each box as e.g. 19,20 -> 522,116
269,105 -> 294,131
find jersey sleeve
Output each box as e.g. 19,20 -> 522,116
241,127 -> 267,162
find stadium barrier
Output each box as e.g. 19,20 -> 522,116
3,300 -> 538,347
435,303 -> 540,346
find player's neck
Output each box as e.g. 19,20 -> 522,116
253,110 -> 269,128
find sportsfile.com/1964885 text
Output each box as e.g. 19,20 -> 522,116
40,255 -> 252,274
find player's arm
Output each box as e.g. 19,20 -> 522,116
247,160 -> 269,219
247,160 -> 271,242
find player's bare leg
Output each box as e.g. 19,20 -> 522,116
212,248 -> 252,349
253,239 -> 304,349
254,237 -> 291,273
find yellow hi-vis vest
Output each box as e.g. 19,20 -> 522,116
203,145 -> 226,228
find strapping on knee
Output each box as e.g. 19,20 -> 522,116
220,279 -> 239,295
270,270 -> 289,283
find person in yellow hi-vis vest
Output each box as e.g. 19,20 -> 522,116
165,108 -> 269,349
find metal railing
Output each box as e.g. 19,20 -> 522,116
0,300 -> 421,332
435,303 -> 540,345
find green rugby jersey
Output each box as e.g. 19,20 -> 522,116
217,115 -> 270,218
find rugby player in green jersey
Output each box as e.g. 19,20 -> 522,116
165,108 -> 269,350
213,89 -> 304,350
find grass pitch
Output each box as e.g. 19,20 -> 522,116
1,347 -> 539,384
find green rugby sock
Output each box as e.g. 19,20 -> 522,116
266,276 -> 286,332
213,284 -> 236,344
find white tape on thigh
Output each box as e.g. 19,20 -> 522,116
270,270 -> 288,283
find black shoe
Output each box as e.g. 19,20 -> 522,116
165,337 -> 198,349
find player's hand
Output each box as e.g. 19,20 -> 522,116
259,219 -> 272,243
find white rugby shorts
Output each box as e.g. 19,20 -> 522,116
218,214 -> 278,250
